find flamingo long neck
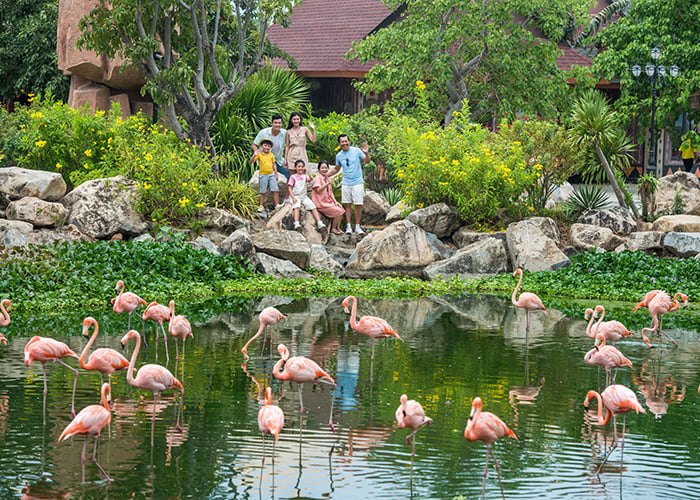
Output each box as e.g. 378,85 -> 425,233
117,281 -> 125,297
589,391 -> 611,425
100,386 -> 111,412
79,319 -> 99,368
348,297 -> 359,330
272,348 -> 291,380
126,333 -> 142,385
511,272 -> 523,305
585,311 -> 596,338
670,293 -> 686,311
592,310 -> 605,338
0,301 -> 10,326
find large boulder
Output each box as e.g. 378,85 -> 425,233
362,190 -> 391,226
309,245 -> 345,277
191,236 -> 224,256
255,252 -> 312,279
663,232 -> 700,258
0,167 -> 67,201
251,229 -> 311,269
6,197 -> 70,228
523,217 -> 560,245
60,176 -> 149,239
569,223 -> 626,251
248,172 -> 289,201
0,219 -> 34,236
346,220 -> 452,277
25,225 -> 93,245
614,231 -> 665,252
653,171 -> 700,216
577,207 -> 636,236
265,204 -> 325,245
652,214 -> 700,233
406,202 -> 461,238
424,237 -> 510,279
385,200 -> 409,224
0,228 -> 27,247
220,229 -> 257,261
199,207 -> 249,233
506,220 -> 570,271
452,226 -> 505,249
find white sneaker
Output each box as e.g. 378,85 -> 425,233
355,225 -> 365,235
293,221 -> 301,229
316,220 -> 326,229
345,225 -> 353,234
257,206 -> 266,213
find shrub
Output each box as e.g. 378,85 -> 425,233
560,184 -> 611,220
200,176 -> 258,219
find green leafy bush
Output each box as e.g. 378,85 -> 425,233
200,176 -> 258,219
561,184 -> 611,220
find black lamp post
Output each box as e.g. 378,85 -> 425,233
631,47 -> 680,177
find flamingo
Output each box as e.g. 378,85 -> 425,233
464,397 -> 518,500
396,394 -> 433,458
120,330 -> 184,430
241,307 -> 287,360
78,317 -> 129,387
24,336 -> 80,417
272,343 -> 336,430
583,335 -> 632,386
0,299 -> 11,345
583,384 -> 646,473
258,386 -> 285,466
640,291 -> 688,348
589,305 -> 632,343
142,302 -> 171,359
168,300 -> 193,361
511,269 -> 546,338
342,296 -> 402,361
113,279 -> 147,329
58,382 -> 113,481
632,289 -> 663,311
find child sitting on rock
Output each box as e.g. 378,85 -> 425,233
288,160 -> 326,230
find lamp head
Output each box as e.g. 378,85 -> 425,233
651,46 -> 661,60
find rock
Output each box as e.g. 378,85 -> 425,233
545,182 -> 574,209
385,200 -> 409,224
362,190 -> 391,225
652,215 -> 700,233
248,171 -> 289,200
265,204 -> 295,230
265,205 -> 325,245
614,231 -> 665,252
251,229 -> 311,269
25,224 -> 93,245
6,197 -> 70,228
0,228 -> 27,247
255,252 -> 312,279
346,220 -> 453,276
132,234 -> 154,243
506,220 -> 570,271
406,202 -> 461,238
523,217 -> 560,245
0,167 -> 67,201
60,176 -> 149,239
199,207 -> 249,233
569,223 -> 626,251
309,245 -> 345,277
191,236 -> 224,255
653,171 -> 700,216
452,227 -> 503,249
424,238 -> 510,279
0,219 -> 34,236
220,229 -> 256,261
578,207 -> 636,236
663,232 -> 700,258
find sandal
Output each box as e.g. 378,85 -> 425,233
331,229 -> 344,235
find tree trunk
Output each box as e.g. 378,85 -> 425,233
593,141 -> 639,218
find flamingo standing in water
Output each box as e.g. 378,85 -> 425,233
396,394 -> 433,458
168,301 -> 193,361
24,336 -> 80,417
258,386 -> 285,465
342,296 -> 402,361
241,307 -> 287,360
112,280 -> 147,329
632,289 -> 663,311
464,397 -> 518,500
273,343 -> 336,430
78,317 -> 129,387
120,330 -> 184,430
142,302 -> 171,359
58,382 -> 113,481
639,291 -> 688,348
0,298 -> 11,345
583,335 -> 633,386
511,269 -> 546,341
589,305 -> 632,344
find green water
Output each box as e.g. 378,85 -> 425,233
0,294 -> 699,499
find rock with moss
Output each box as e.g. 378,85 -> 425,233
569,223 -> 626,252
6,197 -> 70,228
653,171 -> 700,216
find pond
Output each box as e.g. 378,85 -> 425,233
1,294 -> 699,499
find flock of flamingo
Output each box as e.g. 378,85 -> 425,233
0,269 -> 696,498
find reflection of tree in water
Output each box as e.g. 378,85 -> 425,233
632,354 -> 686,419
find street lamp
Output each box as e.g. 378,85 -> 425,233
631,47 -> 680,177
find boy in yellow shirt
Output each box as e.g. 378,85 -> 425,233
678,136 -> 697,172
251,138 -> 282,212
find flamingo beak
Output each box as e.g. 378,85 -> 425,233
343,306 -> 350,314
0,337 -> 6,345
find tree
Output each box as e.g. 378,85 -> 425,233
569,89 -> 640,219
0,0 -> 69,102
349,0 -> 594,124
78,0 -> 296,157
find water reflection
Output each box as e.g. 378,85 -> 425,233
633,351 -> 687,418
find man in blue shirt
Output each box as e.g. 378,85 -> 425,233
330,134 -> 370,234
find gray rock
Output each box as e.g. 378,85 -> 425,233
406,202 -> 461,238
569,223 -> 625,251
385,200 -> 409,224
524,217 -> 560,245
132,234 -> 154,242
615,231 -> 665,252
6,197 -> 70,227
255,252 -> 312,279
191,236 -> 224,255
0,167 -> 67,201
424,238 -> 510,279
199,206 -> 249,232
653,171 -> 700,216
578,207 -> 636,236
663,232 -> 700,258
362,190 -> 391,225
652,215 -> 700,233
0,219 -> 33,235
25,225 -> 93,245
309,245 -> 345,277
452,227 -> 501,249
0,228 -> 27,247
506,220 -> 570,271
220,229 -> 256,261
251,229 -> 311,269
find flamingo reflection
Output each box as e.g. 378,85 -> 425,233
632,354 -> 686,418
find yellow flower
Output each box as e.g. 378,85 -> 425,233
83,163 -> 89,169
84,149 -> 92,157
55,163 -> 62,169
415,80 -> 426,90
30,112 -> 43,119
452,160 -> 459,166
143,182 -> 152,190
439,182 -> 448,186
196,202 -> 205,208
35,140 -> 47,148
178,196 -> 190,207
182,182 -> 188,187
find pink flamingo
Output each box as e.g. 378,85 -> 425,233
396,394 -> 433,458
241,307 -> 287,360
112,280 -> 147,329
258,386 -> 285,466
142,301 -> 171,358
273,343 -> 336,430
589,305 -> 632,343
464,397 -> 518,500
342,296 -> 402,361
58,382 -> 113,481
78,317 -> 129,387
511,269 -> 546,338
168,300 -> 193,361
640,291 -> 688,348
24,336 -> 80,417
120,330 -> 184,430
583,335 -> 632,386
632,289 -> 663,311
0,299 -> 11,345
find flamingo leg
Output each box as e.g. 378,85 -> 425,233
405,420 -> 432,446
328,385 -> 336,432
81,436 -> 88,465
42,363 -> 48,395
298,383 -> 305,413
490,446 -> 506,500
161,323 -> 170,363
57,359 -> 79,418
92,435 -> 112,481
481,446 -> 489,500
152,393 -> 159,422
176,391 -> 183,433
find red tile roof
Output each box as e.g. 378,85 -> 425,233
266,0 -> 396,77
557,44 -> 593,70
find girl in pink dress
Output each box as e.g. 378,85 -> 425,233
312,160 -> 345,234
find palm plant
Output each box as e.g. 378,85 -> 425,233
569,89 -> 640,219
574,0 -> 631,45
561,184 -> 611,220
